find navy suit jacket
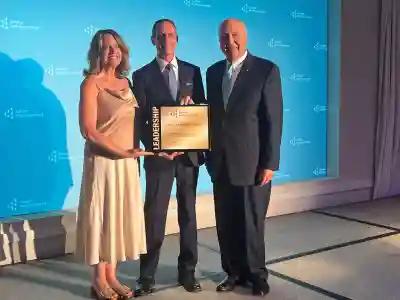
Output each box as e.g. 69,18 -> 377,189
132,58 -> 206,170
206,53 -> 283,186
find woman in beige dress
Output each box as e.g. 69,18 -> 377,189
75,29 -> 151,300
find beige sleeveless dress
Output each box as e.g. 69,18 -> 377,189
75,85 -> 147,265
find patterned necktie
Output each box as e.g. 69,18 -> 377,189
162,63 -> 178,101
222,63 -> 234,109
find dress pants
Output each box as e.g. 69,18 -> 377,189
139,159 -> 199,280
213,159 -> 271,280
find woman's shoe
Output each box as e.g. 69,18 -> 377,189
90,285 -> 118,300
109,283 -> 134,299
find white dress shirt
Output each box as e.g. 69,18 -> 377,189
226,50 -> 248,79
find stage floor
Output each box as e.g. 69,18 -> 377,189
1,197 -> 399,300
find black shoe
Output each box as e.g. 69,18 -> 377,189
134,278 -> 155,297
252,278 -> 270,297
236,276 -> 250,288
178,273 -> 202,293
216,275 -> 248,292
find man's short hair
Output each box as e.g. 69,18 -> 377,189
152,19 -> 177,37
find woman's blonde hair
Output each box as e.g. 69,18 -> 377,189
83,29 -> 130,77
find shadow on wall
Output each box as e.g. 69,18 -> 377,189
0,52 -> 73,218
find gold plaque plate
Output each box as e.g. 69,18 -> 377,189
151,105 -> 210,151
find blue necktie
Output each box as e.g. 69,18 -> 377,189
222,63 -> 234,109
162,64 -> 177,101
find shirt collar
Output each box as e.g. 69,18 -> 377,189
156,56 -> 178,71
227,50 -> 248,70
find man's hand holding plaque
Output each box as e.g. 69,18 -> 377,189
157,151 -> 184,160
180,95 -> 195,105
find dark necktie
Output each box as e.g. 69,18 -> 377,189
162,63 -> 172,87
162,63 -> 178,100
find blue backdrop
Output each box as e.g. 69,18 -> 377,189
0,0 -> 328,218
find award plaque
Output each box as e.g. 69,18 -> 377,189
151,105 -> 210,152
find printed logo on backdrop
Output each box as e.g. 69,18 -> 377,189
7,198 -> 18,212
45,65 -> 81,76
287,73 -> 311,82
84,25 -> 100,36
290,136 -> 311,147
183,0 -> 211,8
48,151 -> 83,163
241,4 -> 266,14
3,108 -> 44,120
314,42 -> 327,51
290,10 -> 313,19
0,17 -> 40,30
7,198 -> 47,212
268,38 -> 290,48
313,167 -> 327,177
314,105 -> 327,113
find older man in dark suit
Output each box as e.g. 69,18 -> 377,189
206,18 -> 283,297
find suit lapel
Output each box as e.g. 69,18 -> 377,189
215,61 -> 225,107
226,54 -> 253,111
177,60 -> 187,100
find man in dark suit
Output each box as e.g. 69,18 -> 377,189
206,19 -> 283,297
131,19 -> 206,295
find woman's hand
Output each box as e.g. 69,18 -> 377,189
129,148 -> 154,159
